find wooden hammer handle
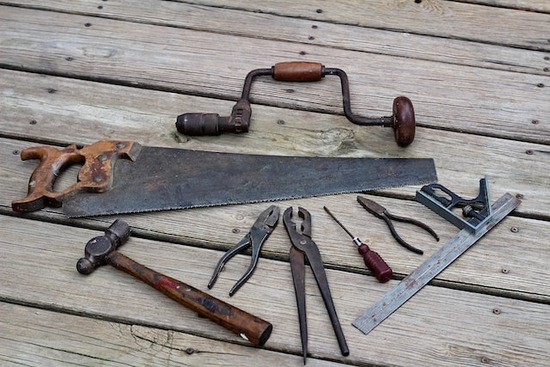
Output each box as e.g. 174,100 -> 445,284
106,251 -> 273,346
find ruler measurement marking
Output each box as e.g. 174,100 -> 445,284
352,193 -> 520,335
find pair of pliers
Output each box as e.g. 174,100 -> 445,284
357,196 -> 439,255
208,205 -> 280,296
283,207 -> 349,363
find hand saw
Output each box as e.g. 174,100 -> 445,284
352,178 -> 521,336
12,140 -> 437,217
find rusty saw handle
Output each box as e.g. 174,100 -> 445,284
106,250 -> 273,346
12,140 -> 141,213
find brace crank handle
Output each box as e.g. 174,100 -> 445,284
105,251 -> 273,346
271,61 -> 324,81
354,239 -> 393,283
175,61 -> 415,146
271,62 -> 416,147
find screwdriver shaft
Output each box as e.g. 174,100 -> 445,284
323,206 -> 393,283
323,206 -> 355,240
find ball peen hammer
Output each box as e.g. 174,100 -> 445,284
76,219 -> 273,346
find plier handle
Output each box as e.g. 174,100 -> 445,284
208,205 -> 279,296
357,196 -> 439,255
283,207 -> 349,363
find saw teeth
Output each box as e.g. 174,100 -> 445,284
62,145 -> 436,217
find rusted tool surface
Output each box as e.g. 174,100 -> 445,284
12,140 -> 437,217
176,61 -> 416,146
11,141 -> 141,213
283,207 -> 349,363
357,196 -> 439,255
416,177 -> 493,232
208,205 -> 280,297
353,190 -> 521,336
77,219 -> 273,346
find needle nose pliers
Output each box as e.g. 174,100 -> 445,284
357,196 -> 439,255
283,206 -> 349,363
208,205 -> 280,296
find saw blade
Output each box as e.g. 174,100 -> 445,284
62,146 -> 437,217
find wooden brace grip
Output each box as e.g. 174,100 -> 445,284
272,61 -> 324,82
12,140 -> 141,213
106,251 -> 273,346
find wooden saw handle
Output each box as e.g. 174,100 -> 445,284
12,140 -> 141,213
106,251 -> 273,346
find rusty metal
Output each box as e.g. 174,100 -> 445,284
283,207 -> 349,363
356,196 -> 439,255
12,140 -> 437,217
77,219 -> 273,346
416,177 -> 493,233
208,205 -> 280,296
11,141 -> 140,213
176,61 -> 416,146
353,190 -> 521,336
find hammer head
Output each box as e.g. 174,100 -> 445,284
76,219 -> 131,274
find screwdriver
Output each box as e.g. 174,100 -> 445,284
324,206 -> 393,283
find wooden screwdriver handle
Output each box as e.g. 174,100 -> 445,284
357,244 -> 393,283
106,251 -> 273,346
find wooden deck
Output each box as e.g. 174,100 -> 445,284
1,1 -> 549,366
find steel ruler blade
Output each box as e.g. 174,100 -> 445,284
352,192 -> 521,335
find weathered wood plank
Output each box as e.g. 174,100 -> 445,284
2,136 -> 550,302
182,0 -> 550,51
1,2 -> 548,367
0,0 -> 546,75
0,7 -> 548,144
1,69 -> 549,218
1,215 -> 548,367
460,0 -> 550,12
0,302 -> 345,367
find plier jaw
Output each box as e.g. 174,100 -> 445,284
208,205 -> 280,296
283,206 -> 349,363
283,206 -> 312,248
257,205 -> 280,231
357,195 -> 439,255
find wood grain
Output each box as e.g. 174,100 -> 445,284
0,302 -> 343,367
0,2 -> 548,366
1,216 -> 548,366
0,0 -> 547,74
459,0 -> 550,12
0,7 -> 548,144
1,70 -> 548,217
2,134 -> 550,302
182,0 -> 550,50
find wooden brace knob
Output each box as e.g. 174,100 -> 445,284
392,96 -> 416,147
